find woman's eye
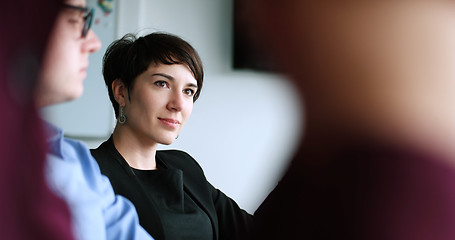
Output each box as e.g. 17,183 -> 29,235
184,89 -> 195,96
154,81 -> 169,88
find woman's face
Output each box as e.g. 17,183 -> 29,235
123,63 -> 198,145
37,0 -> 101,107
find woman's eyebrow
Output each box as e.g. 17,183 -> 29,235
187,83 -> 198,89
152,73 -> 173,79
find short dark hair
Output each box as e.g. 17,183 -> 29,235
102,32 -> 204,117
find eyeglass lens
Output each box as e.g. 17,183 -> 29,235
62,3 -> 94,38
82,8 -> 94,38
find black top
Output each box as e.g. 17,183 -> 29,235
131,167 -> 212,240
91,136 -> 253,240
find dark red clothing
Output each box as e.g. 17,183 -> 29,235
254,143 -> 455,240
0,0 -> 73,239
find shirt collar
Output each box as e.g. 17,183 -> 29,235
42,121 -> 64,158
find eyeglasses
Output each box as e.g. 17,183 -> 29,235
62,3 -> 94,38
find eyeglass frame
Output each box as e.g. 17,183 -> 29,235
62,3 -> 94,38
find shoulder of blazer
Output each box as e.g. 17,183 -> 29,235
90,139 -> 111,159
156,150 -> 204,173
90,140 -> 111,166
90,140 -> 115,165
90,140 -> 167,240
90,139 -> 134,178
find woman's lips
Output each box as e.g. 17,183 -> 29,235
158,118 -> 180,129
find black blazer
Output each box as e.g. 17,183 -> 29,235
91,137 -> 253,240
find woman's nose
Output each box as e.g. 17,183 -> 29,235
83,29 -> 101,53
167,91 -> 184,112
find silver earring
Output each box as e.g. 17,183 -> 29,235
118,105 -> 127,125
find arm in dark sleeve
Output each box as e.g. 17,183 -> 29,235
209,182 -> 254,240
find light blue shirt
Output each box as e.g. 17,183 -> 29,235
44,122 -> 153,240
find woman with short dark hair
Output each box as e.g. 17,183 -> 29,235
92,32 -> 252,240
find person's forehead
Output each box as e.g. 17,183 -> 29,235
65,0 -> 86,7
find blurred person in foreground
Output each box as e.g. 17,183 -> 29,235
35,0 -> 153,239
0,0 -> 73,239
248,1 -> 455,239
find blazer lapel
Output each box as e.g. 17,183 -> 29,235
156,152 -> 220,239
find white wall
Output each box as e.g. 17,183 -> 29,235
59,0 -> 303,214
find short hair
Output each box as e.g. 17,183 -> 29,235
102,32 -> 204,118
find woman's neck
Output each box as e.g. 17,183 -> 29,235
112,125 -> 158,170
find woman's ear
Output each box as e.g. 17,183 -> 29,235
112,79 -> 127,107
